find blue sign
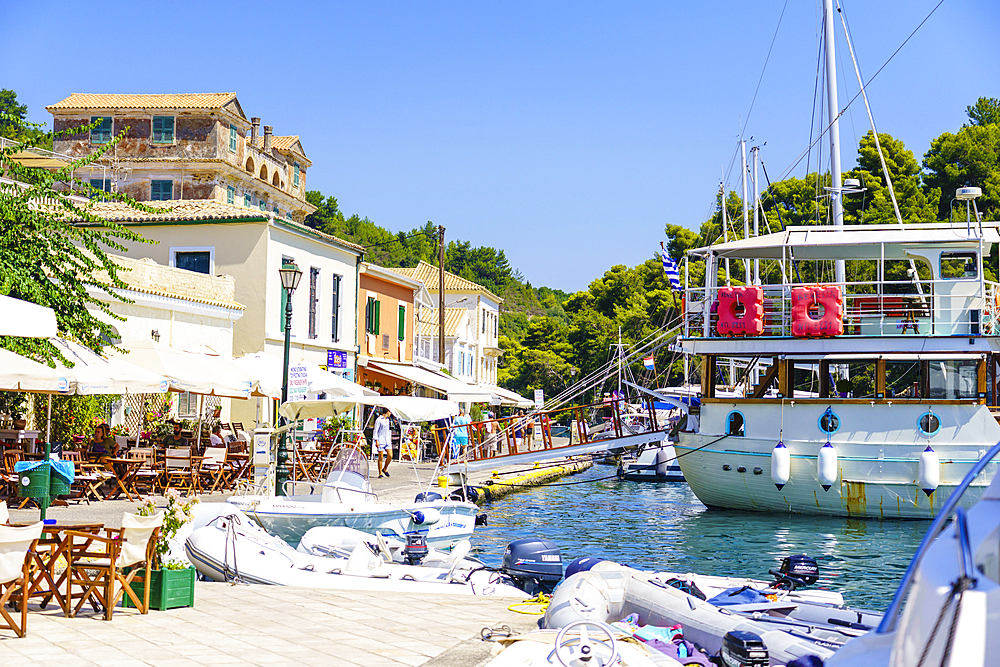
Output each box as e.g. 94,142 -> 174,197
327,350 -> 347,369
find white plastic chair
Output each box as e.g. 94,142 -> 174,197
0,522 -> 43,637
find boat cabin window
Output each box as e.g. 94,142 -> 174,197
726,411 -> 744,437
928,360 -> 978,399
940,251 -> 978,279
918,412 -> 941,436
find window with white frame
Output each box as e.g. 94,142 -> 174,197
331,274 -> 342,342
308,267 -> 320,339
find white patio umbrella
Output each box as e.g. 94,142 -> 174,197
0,348 -> 68,393
234,352 -> 376,400
111,341 -> 253,399
0,295 -> 58,338
50,339 -> 171,396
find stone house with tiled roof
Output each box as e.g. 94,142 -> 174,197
393,260 -> 503,386
79,199 -> 364,428
46,92 -> 315,222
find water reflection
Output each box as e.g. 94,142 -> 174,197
472,465 -> 926,609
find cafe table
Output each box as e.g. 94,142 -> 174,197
13,522 -> 104,615
102,458 -> 145,502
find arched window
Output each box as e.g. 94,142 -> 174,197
245,157 -> 254,173
726,411 -> 744,437
272,172 -> 280,187
259,165 -> 267,180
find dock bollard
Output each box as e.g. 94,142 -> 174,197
437,476 -> 448,488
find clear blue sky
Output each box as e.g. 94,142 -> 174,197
4,1 -> 998,292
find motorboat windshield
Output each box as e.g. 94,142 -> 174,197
325,446 -> 370,490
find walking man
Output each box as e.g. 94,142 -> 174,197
451,407 -> 471,460
374,408 -> 392,478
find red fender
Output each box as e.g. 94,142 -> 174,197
716,286 -> 765,337
791,285 -> 844,337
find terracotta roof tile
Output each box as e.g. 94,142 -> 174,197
46,93 -> 238,111
252,135 -> 302,153
393,261 -> 503,303
79,199 -> 365,253
414,308 -> 467,337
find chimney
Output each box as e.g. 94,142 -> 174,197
250,117 -> 260,145
263,125 -> 272,152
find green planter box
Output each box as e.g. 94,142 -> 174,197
123,567 -> 196,610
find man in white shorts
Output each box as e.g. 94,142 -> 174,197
374,408 -> 392,477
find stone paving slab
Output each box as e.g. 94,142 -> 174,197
0,580 -> 537,666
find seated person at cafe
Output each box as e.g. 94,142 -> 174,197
210,424 -> 225,447
162,421 -> 188,448
88,423 -> 119,463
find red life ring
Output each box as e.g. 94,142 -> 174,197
791,285 -> 844,337
716,286 -> 765,337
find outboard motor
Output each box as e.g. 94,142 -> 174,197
501,538 -> 562,596
403,533 -> 428,566
414,491 -> 443,503
564,556 -> 603,579
721,630 -> 768,667
769,554 -> 819,590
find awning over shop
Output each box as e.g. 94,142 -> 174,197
367,361 -> 494,403
485,384 -> 535,408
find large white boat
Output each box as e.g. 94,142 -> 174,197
675,221 -> 1000,518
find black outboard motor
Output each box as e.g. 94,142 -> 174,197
721,630 -> 768,667
769,554 -> 819,590
501,538 -> 562,596
403,533 -> 429,565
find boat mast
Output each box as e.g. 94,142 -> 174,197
751,145 -> 760,285
823,0 -> 846,285
719,182 -> 731,284
741,140 -> 751,281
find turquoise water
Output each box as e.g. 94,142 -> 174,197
471,464 -> 928,610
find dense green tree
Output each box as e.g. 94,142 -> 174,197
965,97 -> 1000,128
845,131 -> 939,226
1,114 -> 152,363
923,122 -> 1000,221
0,89 -> 51,148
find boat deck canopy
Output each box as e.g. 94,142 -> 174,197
688,222 -> 1000,260
680,335 -> 999,357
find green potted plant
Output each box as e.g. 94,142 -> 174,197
126,489 -> 199,610
835,378 -> 854,398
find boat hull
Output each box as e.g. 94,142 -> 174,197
677,402 -> 1000,518
227,496 -> 478,549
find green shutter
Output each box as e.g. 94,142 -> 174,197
374,299 -> 381,334
151,180 -> 172,201
294,163 -> 300,186
365,297 -> 373,334
152,116 -> 174,143
230,124 -> 238,152
244,193 -> 251,208
91,116 -> 112,144
398,305 -> 405,341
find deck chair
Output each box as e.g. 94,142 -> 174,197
0,522 -> 43,637
65,512 -> 164,620
161,447 -> 198,493
199,447 -> 229,492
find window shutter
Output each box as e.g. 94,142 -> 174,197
398,305 -> 405,341
374,299 -> 381,334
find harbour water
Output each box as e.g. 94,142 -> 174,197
472,464 -> 928,611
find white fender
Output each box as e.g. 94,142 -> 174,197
818,442 -> 838,491
771,441 -> 790,490
918,445 -> 940,497
654,447 -> 670,478
411,507 -> 441,525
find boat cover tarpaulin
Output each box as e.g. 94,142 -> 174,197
280,395 -> 460,423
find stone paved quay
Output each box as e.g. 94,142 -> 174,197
0,581 -> 537,666
3,455 -> 577,665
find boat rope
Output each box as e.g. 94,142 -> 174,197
914,574 -> 976,667
508,592 -> 551,615
220,514 -> 245,585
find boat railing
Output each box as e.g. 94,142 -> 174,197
281,479 -> 379,503
877,439 -> 1000,634
682,278 -> 999,339
430,399 -> 665,467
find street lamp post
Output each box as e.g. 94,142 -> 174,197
277,260 -> 302,496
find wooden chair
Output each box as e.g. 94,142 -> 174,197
161,447 -> 198,493
125,448 -> 160,495
65,512 -> 163,620
0,522 -> 43,637
199,447 -> 229,492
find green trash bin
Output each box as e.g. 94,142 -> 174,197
14,461 -> 50,499
50,463 -> 73,496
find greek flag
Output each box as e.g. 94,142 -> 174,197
661,251 -> 681,290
